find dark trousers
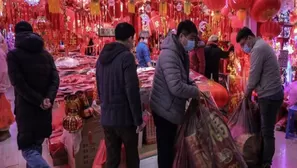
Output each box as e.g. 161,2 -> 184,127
103,126 -> 139,168
153,113 -> 178,168
258,98 -> 283,165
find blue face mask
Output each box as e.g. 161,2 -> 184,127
185,40 -> 195,51
243,44 -> 251,53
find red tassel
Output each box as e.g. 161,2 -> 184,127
115,0 -> 121,18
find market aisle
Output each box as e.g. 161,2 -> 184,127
0,124 -> 297,168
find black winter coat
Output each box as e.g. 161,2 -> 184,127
96,42 -> 142,127
7,32 -> 59,149
204,44 -> 230,82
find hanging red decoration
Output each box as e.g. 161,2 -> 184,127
250,0 -> 281,22
221,6 -> 229,17
260,21 -> 281,38
115,0 -> 121,18
290,12 -> 297,25
228,0 -> 253,10
203,0 -> 226,11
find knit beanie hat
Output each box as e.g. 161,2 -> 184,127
15,21 -> 33,34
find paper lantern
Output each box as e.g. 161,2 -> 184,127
63,114 -> 83,133
203,0 -> 226,11
250,0 -> 281,22
260,21 -> 281,38
228,0 -> 253,10
207,81 -> 229,108
63,95 -> 83,133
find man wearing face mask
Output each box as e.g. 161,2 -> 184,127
136,35 -> 152,67
236,27 -> 283,168
150,20 -> 199,168
204,35 -> 234,82
96,23 -> 144,168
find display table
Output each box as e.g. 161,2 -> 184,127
49,58 -> 230,168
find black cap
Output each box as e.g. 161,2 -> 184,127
15,21 -> 33,34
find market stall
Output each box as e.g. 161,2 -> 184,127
2,0 -> 296,167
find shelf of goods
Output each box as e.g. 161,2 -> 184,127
48,55 -> 229,167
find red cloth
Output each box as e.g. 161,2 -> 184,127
189,47 -> 205,75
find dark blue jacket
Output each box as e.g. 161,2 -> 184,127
96,42 -> 143,127
136,42 -> 151,67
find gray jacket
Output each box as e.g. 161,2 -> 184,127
150,34 -> 199,124
246,38 -> 283,98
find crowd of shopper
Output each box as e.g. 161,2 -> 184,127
0,19 -> 284,168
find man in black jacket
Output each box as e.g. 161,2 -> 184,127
96,22 -> 144,168
7,21 -> 59,167
204,35 -> 234,82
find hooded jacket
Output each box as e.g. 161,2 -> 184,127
6,32 -> 59,149
96,42 -> 142,127
150,34 -> 199,124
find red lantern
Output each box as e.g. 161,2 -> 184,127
63,95 -> 83,133
228,0 -> 253,10
250,0 -> 281,22
260,21 -> 281,38
203,0 -> 225,11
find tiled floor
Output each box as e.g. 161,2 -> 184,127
1,89 -> 297,168
1,123 -> 297,168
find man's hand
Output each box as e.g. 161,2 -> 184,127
40,98 -> 52,110
136,122 -> 146,133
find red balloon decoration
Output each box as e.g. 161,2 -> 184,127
260,21 -> 281,38
203,0 -> 226,11
250,0 -> 281,22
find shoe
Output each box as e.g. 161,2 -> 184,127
0,131 -> 11,142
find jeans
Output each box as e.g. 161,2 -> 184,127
21,139 -> 50,168
153,112 -> 178,168
103,126 -> 140,168
258,98 -> 283,165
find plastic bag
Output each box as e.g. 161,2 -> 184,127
228,99 -> 261,167
0,93 -> 15,129
92,140 -> 126,168
173,92 -> 247,168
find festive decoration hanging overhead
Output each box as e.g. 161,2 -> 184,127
24,0 -> 40,6
229,0 -> 253,21
260,21 -> 281,38
203,0 -> 226,11
250,0 -> 281,22
48,0 -> 61,13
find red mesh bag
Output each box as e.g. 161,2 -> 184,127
228,99 -> 261,167
173,92 -> 247,168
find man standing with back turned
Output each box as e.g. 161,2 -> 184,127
7,21 -> 60,168
236,27 -> 284,168
96,22 -> 145,168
